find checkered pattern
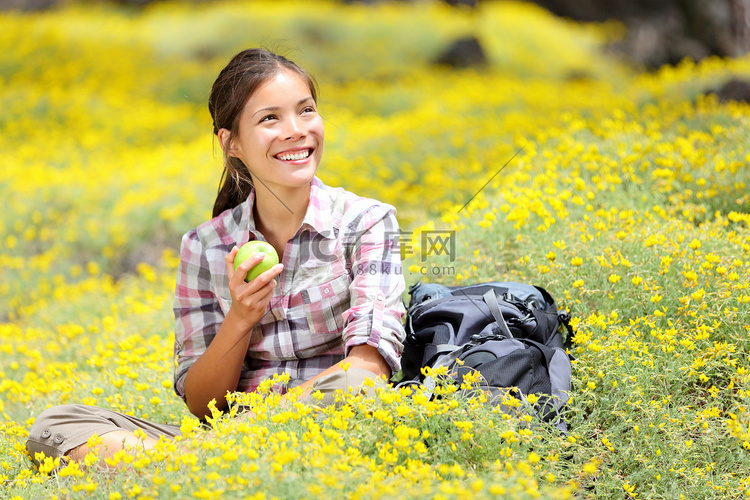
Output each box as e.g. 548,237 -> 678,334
172,177 -> 406,397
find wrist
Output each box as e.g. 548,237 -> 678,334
223,307 -> 256,336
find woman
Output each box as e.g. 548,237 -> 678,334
26,48 -> 406,465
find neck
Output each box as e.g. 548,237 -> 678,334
252,182 -> 311,247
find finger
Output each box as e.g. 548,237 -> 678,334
237,263 -> 284,291
257,263 -> 284,281
236,253 -> 268,275
245,278 -> 276,296
232,253 -> 268,286
255,283 -> 276,305
233,281 -> 276,317
234,280 -> 275,309
239,264 -> 283,293
252,265 -> 284,292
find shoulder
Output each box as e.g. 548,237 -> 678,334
315,178 -> 398,231
183,200 -> 247,250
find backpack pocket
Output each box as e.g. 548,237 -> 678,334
455,340 -> 550,397
454,339 -> 568,430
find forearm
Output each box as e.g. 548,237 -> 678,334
183,309 -> 255,419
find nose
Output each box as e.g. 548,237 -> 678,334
283,115 -> 304,141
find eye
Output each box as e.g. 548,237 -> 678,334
260,114 -> 277,123
301,106 -> 315,114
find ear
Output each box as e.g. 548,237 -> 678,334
218,128 -> 241,158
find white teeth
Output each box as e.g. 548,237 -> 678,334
277,149 -> 310,161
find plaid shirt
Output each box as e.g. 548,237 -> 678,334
173,177 -> 406,398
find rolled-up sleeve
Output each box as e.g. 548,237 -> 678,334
341,206 -> 406,374
172,230 -> 224,400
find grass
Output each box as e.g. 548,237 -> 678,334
1,0 -> 750,498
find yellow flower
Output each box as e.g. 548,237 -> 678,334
489,485 -> 507,495
582,459 -> 598,474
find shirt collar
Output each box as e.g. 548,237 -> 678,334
300,176 -> 335,240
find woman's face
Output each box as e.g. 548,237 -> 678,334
223,69 -> 324,195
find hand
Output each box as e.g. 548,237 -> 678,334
224,246 -> 284,330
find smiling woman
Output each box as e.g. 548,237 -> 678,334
25,48 -> 407,468
217,70 -> 325,246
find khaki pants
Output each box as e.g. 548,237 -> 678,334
26,368 -> 385,466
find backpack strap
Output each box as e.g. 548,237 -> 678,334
432,344 -> 462,356
399,344 -> 464,399
482,290 -> 514,338
412,334 -> 491,398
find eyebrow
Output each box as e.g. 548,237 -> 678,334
252,97 -> 314,118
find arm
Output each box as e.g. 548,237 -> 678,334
297,205 -> 406,397
176,243 -> 283,420
340,206 -> 406,372
281,206 -> 404,401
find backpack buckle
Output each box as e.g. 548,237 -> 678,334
471,331 -> 507,345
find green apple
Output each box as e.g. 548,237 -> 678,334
233,240 -> 280,282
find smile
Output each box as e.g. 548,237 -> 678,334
275,149 -> 311,161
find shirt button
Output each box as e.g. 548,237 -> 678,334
41,429 -> 51,439
324,287 -> 330,294
53,434 -> 65,444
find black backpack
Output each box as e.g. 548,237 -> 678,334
395,281 -> 574,432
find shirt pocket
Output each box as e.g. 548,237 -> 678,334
302,274 -> 351,335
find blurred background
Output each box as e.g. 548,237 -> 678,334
2,0 -> 749,320
4,0 -> 750,68
2,0 -> 749,310
2,4 -> 750,497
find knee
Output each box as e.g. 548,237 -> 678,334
26,404 -> 87,465
29,404 -> 85,435
306,368 -> 388,407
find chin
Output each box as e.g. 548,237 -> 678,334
287,168 -> 318,188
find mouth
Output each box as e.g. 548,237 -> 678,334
274,148 -> 313,162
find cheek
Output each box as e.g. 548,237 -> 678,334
257,129 -> 278,143
247,130 -> 277,154
311,116 -> 325,140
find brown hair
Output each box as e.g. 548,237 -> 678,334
209,48 -> 318,218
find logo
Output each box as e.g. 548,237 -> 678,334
420,230 -> 456,262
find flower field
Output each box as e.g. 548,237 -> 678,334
1,0 -> 750,498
